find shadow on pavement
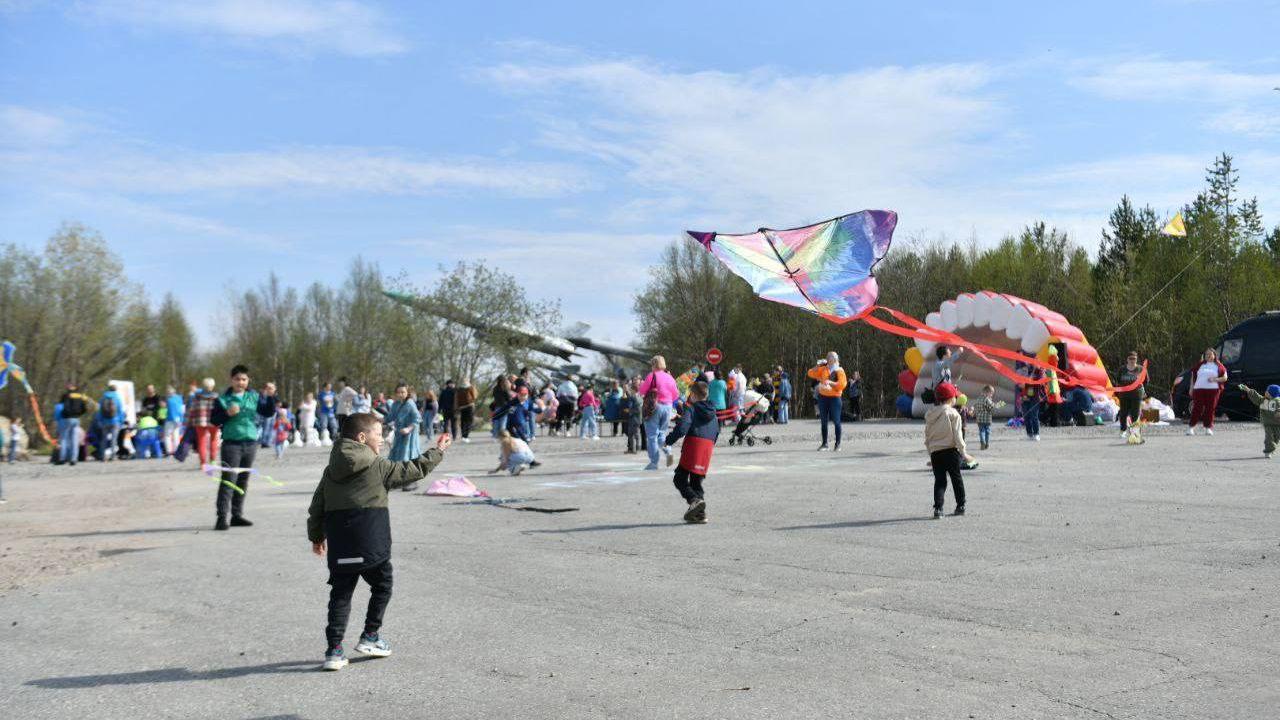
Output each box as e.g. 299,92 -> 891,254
524,522 -> 688,534
776,516 -> 933,530
38,527 -> 204,538
26,660 -> 320,688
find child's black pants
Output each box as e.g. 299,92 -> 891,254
929,449 -> 965,511
326,560 -> 393,648
672,467 -> 705,502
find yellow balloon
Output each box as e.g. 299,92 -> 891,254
904,346 -> 924,375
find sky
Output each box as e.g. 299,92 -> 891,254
3,0 -> 1280,350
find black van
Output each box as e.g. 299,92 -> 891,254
1173,310 -> 1280,420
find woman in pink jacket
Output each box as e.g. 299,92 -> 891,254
639,355 -> 679,470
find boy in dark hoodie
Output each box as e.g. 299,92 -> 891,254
308,412 -> 451,671
663,381 -> 720,524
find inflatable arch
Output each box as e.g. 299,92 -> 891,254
908,292 -> 1111,418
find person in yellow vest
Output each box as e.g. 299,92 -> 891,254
807,351 -> 848,451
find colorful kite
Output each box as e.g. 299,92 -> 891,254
691,213 -> 1145,396
686,210 -> 897,323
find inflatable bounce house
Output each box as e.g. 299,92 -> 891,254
895,292 -> 1112,419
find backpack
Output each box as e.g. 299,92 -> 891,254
101,397 -> 117,419
63,395 -> 87,418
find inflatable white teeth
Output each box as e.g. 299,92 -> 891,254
910,291 -> 1112,418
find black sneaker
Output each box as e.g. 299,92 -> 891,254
214,517 -> 230,531
932,508 -> 944,519
683,499 -> 706,523
816,444 -> 829,452
229,516 -> 254,527
529,460 -> 542,468
953,506 -> 966,516
401,483 -> 418,492
833,442 -> 841,452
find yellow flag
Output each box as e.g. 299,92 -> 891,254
1162,212 -> 1186,237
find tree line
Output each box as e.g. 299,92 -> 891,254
633,154 -> 1280,419
0,228 -> 558,442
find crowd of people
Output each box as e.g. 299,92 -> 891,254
5,346 -> 1277,672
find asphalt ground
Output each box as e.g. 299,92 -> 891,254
1,418 -> 1277,719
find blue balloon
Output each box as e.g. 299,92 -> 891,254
895,393 -> 914,417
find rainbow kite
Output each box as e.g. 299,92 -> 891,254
686,210 -> 897,323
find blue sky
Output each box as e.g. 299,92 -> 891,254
3,0 -> 1280,349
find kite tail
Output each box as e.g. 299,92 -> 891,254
27,392 -> 56,447
862,305 -> 1147,394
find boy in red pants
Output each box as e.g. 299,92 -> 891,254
663,382 -> 720,524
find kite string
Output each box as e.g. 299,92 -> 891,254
863,306 -> 1149,394
1094,242 -> 1209,350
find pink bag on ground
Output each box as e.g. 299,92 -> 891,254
425,475 -> 489,498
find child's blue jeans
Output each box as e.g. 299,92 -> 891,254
978,423 -> 991,446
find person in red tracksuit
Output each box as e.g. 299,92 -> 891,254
663,381 -> 720,524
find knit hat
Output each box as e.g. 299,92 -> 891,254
1267,385 -> 1280,399
934,382 -> 959,402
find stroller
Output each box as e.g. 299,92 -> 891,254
724,406 -> 772,447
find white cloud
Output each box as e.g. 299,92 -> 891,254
79,0 -> 406,56
7,142 -> 588,198
483,57 -> 1007,232
1207,108 -> 1280,137
0,105 -> 73,145
1071,59 -> 1280,103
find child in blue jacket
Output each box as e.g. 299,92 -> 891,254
664,381 -> 720,524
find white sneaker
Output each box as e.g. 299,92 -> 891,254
591,436 -> 599,441
1206,429 -> 1214,436
1264,452 -> 1273,459
462,437 -> 470,444
1033,435 -> 1041,442
1186,428 -> 1195,436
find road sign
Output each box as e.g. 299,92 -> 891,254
706,348 -> 723,365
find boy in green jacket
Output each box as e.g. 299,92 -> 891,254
209,364 -> 277,530
1239,384 -> 1280,458
308,412 -> 451,671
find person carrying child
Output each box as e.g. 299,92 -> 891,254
308,413 -> 451,671
924,382 -> 976,519
663,382 -> 719,524
1239,384 -> 1280,459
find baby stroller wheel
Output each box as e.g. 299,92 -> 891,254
746,436 -> 755,447
762,436 -> 773,445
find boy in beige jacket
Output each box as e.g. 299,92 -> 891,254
924,382 -> 975,519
